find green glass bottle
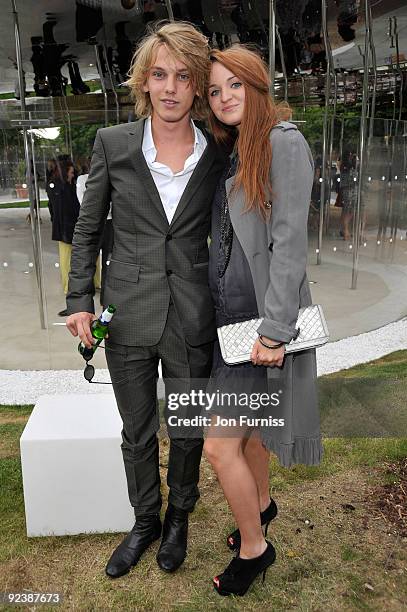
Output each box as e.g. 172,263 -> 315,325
78,304 -> 116,360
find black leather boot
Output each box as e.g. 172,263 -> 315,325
156,503 -> 188,572
213,540 -> 276,596
105,514 -> 162,578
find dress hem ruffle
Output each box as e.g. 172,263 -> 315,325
261,435 -> 324,468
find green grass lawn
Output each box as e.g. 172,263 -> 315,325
0,200 -> 48,209
318,350 -> 407,439
0,353 -> 406,610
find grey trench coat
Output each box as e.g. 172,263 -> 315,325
225,121 -> 323,467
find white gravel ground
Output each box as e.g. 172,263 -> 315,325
1,318 -> 406,405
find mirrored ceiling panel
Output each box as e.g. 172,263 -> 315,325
0,0 -> 406,114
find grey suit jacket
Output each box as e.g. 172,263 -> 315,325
226,121 -> 314,343
66,119 -> 226,346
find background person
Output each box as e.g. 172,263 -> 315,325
339,149 -> 358,241
46,157 -> 80,316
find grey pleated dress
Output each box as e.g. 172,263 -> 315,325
207,155 -> 324,467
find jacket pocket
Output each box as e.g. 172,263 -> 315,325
192,261 -> 209,269
108,259 -> 140,283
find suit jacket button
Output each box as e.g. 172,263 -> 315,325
166,269 -> 173,276
166,234 -> 172,241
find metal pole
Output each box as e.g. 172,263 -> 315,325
384,18 -> 399,257
95,45 -> 109,127
11,0 -> 47,328
326,67 -> 338,234
365,3 -> 377,259
165,0 -> 174,21
300,73 -> 306,113
389,18 -> 397,122
268,0 -> 276,95
29,120 -> 48,328
402,121 -> 407,247
351,0 -> 370,289
275,25 -> 288,101
339,116 -> 345,163
394,18 -> 403,122
292,44 -> 306,113
368,2 -> 377,144
325,8 -> 336,236
101,44 -> 120,124
11,0 -> 25,115
58,93 -> 73,162
317,0 -> 332,265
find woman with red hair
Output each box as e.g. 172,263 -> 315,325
204,45 -> 323,596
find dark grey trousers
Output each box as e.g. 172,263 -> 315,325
105,302 -> 213,516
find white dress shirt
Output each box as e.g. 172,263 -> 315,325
142,116 -> 207,224
77,173 -> 112,219
76,174 -> 87,205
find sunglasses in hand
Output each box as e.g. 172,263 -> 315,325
82,343 -> 126,385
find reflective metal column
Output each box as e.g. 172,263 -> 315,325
165,0 -> 174,21
268,0 -> 276,94
317,0 -> 332,265
11,0 -> 47,329
351,0 -> 371,289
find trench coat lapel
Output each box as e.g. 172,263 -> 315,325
226,175 -> 268,257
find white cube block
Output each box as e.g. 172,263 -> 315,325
20,394 -> 134,537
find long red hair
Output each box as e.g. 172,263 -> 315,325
208,45 -> 290,218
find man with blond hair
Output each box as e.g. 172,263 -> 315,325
66,22 -> 225,577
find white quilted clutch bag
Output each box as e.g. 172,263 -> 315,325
217,304 -> 329,365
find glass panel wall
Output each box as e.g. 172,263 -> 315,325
2,110 -> 407,369
297,113 -> 407,340
1,0 -> 407,369
0,110 -> 119,370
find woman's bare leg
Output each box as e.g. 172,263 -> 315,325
204,426 -> 267,559
242,433 -> 271,512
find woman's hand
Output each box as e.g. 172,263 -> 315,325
251,336 -> 285,367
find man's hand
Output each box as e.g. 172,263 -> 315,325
66,312 -> 98,349
251,337 -> 285,367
